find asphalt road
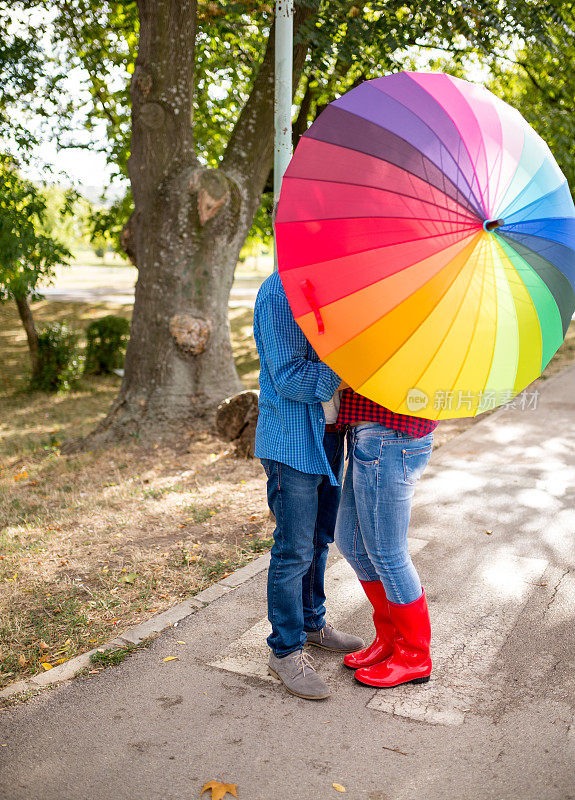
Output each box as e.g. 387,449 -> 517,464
1,366 -> 574,800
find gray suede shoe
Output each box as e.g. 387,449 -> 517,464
306,623 -> 365,653
268,650 -> 330,700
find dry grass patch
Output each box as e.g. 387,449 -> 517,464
1,293 -> 574,692
0,298 -> 267,690
0,432 -> 273,688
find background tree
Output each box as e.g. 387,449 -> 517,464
0,157 -> 71,381
8,0 -> 574,440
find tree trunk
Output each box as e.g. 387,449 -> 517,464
92,1 -> 312,443
15,294 -> 40,380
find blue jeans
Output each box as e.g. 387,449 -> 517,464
334,423 -> 433,604
261,430 -> 345,657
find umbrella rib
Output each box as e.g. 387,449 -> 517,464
496,234 -> 575,336
445,76 -> 508,217
352,233 -> 483,388
387,237 -> 487,413
367,80 -> 487,218
278,214 -> 481,227
306,108 -> 485,219
280,176 -> 480,224
403,74 -> 490,217
475,240 -> 518,401
502,216 -> 575,231
495,235 -> 559,371
493,235 -> 542,388
497,182 -> 573,224
496,162 -> 564,221
492,135 -> 548,221
279,226 -> 480,274
441,243 -> 491,414
499,231 -> 575,286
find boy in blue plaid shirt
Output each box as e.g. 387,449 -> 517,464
253,271 -> 363,700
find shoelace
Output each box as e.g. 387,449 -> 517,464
319,623 -> 333,642
293,650 -> 316,677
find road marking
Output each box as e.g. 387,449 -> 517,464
367,551 -> 547,726
209,538 -> 429,682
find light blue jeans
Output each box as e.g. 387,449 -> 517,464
334,423 -> 433,604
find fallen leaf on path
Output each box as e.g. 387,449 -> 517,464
485,530 -> 493,535
332,783 -> 346,793
176,641 -> 186,645
40,663 -> 53,671
163,656 -> 179,662
200,781 -> 238,799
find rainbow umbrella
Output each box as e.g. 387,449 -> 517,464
275,72 -> 575,419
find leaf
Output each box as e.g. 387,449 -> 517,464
163,656 -> 179,662
200,781 -> 238,799
120,572 -> 137,585
39,640 -> 50,651
18,655 -> 27,667
332,784 -> 346,793
485,530 -> 493,535
40,662 -> 53,671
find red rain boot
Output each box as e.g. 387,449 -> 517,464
354,590 -> 431,687
343,580 -> 395,669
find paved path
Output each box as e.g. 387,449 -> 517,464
1,367 -> 574,800
39,265 -> 265,307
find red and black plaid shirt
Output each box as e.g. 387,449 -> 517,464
337,389 -> 438,438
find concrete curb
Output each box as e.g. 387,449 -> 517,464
0,552 -> 271,702
3,368 -> 568,703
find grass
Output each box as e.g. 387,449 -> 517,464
0,298 -> 268,690
89,644 -> 137,668
1,291 -> 574,692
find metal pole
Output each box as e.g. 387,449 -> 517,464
273,0 -> 293,271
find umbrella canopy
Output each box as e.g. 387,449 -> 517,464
275,72 -> 575,419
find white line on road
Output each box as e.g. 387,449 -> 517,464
209,538 -> 429,682
367,551 -> 547,725
211,543 -> 547,727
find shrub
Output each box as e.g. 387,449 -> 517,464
30,322 -> 83,392
84,315 -> 131,375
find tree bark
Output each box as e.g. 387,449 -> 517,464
15,295 -> 40,380
92,1 -> 313,443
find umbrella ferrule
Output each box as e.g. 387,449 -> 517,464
483,218 -> 505,232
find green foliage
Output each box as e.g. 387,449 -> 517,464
8,0 -> 575,251
37,185 -> 92,252
89,645 -> 136,667
0,157 -> 71,304
89,189 -> 134,255
486,9 -> 575,194
84,314 -> 131,375
0,8 -> 47,152
30,322 -> 84,393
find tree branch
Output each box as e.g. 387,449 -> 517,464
220,6 -> 314,196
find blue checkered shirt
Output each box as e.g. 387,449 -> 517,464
254,272 -> 342,485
